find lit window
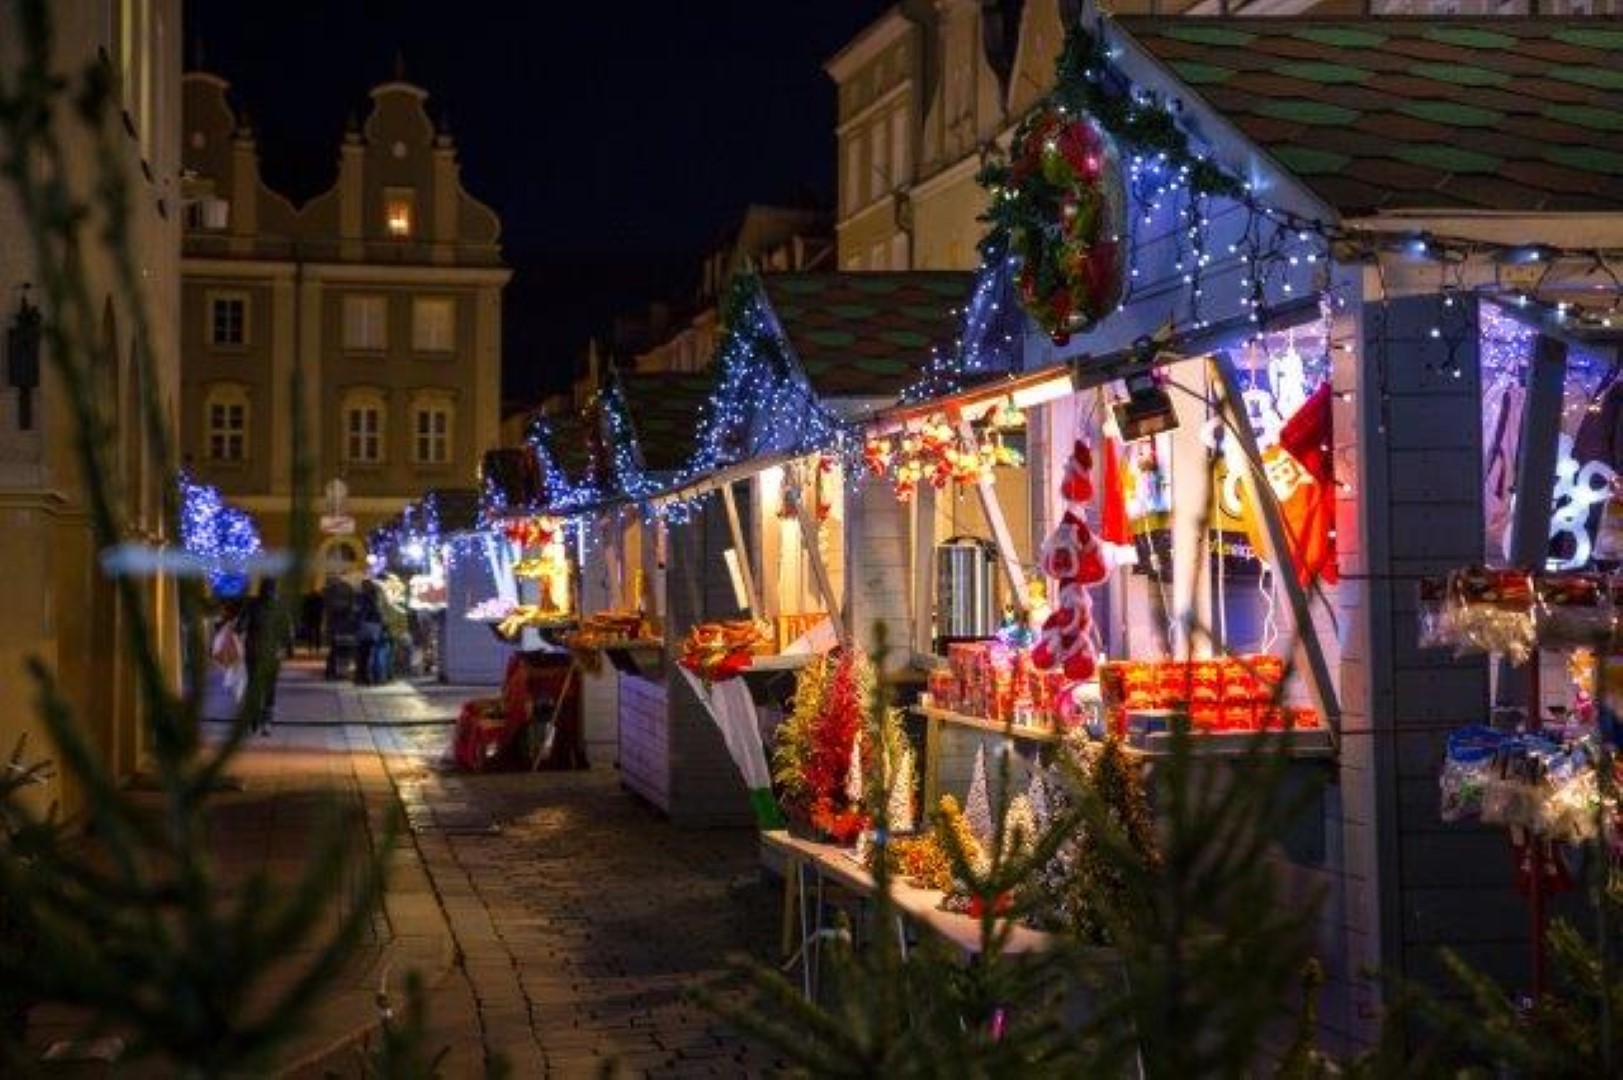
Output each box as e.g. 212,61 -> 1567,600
343,296 -> 387,351
413,403 -> 452,465
204,387 -> 248,462
384,187 -> 414,238
208,294 -> 247,347
345,400 -> 384,463
412,297 -> 455,352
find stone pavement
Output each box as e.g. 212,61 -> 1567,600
268,661 -> 786,1076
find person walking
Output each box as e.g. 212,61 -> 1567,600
354,579 -> 383,686
236,578 -> 284,735
323,574 -> 356,680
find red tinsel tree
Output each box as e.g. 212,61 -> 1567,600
805,648 -> 871,844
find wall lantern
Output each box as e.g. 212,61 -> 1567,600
6,288 -> 41,430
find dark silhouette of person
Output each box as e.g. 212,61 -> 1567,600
323,575 -> 357,680
236,578 -> 283,735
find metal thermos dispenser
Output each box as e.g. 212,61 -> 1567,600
935,536 -> 999,647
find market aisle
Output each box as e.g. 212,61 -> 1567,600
357,721 -> 788,1077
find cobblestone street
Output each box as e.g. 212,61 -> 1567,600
269,663 -> 786,1077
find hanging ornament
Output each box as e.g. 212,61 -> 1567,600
997,107 -> 1126,345
1033,436 -> 1109,687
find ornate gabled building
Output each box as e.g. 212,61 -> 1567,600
180,71 -> 508,573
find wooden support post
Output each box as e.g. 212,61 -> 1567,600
1500,335 -> 1567,708
1209,351 -> 1343,742
956,418 -> 1029,610
603,509 -> 625,611
1168,371 -> 1216,658
720,481 -> 764,617
912,482 -> 937,657
789,474 -> 848,646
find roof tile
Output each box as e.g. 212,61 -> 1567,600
1120,16 -> 1623,214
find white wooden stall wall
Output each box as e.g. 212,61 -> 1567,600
619,495 -> 755,826
843,476 -> 913,665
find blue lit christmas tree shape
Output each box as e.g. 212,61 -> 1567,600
177,471 -> 263,597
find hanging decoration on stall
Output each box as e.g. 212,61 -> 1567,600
977,19 -> 1242,346
1239,382 -> 1339,588
1033,438 -> 1108,681
984,104 -> 1125,345
863,406 -> 1024,503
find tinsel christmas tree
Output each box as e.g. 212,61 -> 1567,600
771,653 -> 830,822
963,743 -> 994,845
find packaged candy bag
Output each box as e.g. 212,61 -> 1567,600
1440,725 -> 1503,823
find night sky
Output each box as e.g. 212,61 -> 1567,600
182,1 -> 893,405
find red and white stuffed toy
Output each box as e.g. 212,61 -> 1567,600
1033,439 -> 1108,682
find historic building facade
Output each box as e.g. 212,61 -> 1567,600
0,0 -> 184,815
180,71 -> 508,571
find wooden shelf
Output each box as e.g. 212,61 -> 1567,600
913,704 -> 1061,744
1124,727 -> 1335,760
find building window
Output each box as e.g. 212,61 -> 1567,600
412,403 -> 452,464
889,108 -> 910,189
344,399 -> 384,464
383,187 -> 414,238
843,138 -> 861,216
203,386 -> 248,462
868,122 -> 888,205
208,293 -> 247,347
412,297 -> 455,353
343,295 -> 387,351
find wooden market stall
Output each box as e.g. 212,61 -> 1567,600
754,4 -> 1623,1056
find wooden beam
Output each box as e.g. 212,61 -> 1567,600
1507,334 -> 1568,570
788,474 -> 849,646
720,482 -> 764,617
956,418 -> 1029,610
1208,351 -> 1343,743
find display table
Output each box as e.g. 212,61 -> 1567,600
761,829 -> 1059,997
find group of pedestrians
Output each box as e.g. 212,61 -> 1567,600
320,574 -> 410,685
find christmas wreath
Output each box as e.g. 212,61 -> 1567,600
985,106 -> 1124,345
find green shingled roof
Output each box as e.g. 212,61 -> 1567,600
537,408 -> 592,486
1120,16 -> 1623,213
759,272 -> 974,400
613,371 -> 714,475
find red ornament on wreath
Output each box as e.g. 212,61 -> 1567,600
1002,107 -> 1125,346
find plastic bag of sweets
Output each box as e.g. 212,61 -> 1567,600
1439,725 -> 1503,823
1416,575 -> 1452,649
1533,572 -> 1613,650
1448,566 -> 1536,664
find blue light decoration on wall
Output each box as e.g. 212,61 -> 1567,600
901,233 -> 1026,404
177,471 -> 262,596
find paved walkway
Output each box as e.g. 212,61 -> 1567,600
206,661 -> 785,1076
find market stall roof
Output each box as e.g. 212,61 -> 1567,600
1120,17 -> 1623,214
759,272 -> 975,400
613,369 -> 714,474
534,407 -> 593,489
420,488 -> 482,534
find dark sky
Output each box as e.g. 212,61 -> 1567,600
183,1 -> 893,404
